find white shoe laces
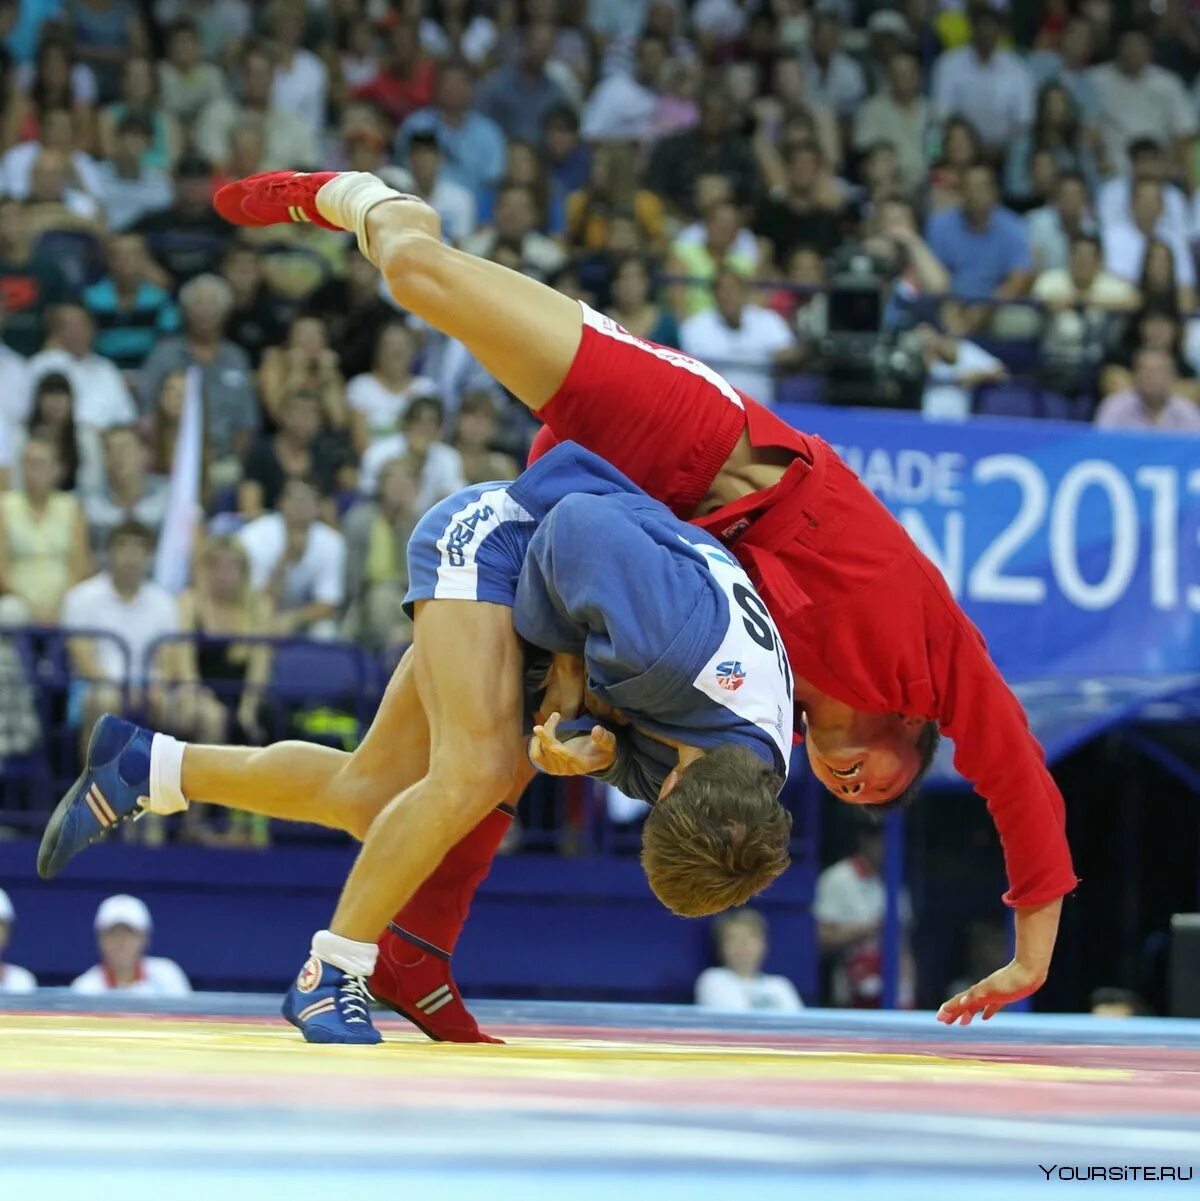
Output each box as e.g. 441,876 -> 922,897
338,974 -> 375,1025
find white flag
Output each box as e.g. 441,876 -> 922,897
153,366 -> 203,593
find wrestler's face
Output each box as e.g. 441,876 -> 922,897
804,713 -> 924,804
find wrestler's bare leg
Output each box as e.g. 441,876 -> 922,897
360,200 -> 582,410
358,198 -> 773,504
174,649 -> 429,840
327,599 -> 526,944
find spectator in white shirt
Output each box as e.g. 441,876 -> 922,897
61,520 -> 184,751
359,394 -> 467,506
0,887 -> 37,993
1025,171 -> 1096,275
931,8 -> 1033,154
268,1 -> 329,137
237,478 -> 346,638
91,112 -> 174,232
347,322 -> 439,455
802,12 -> 866,123
0,328 -> 32,475
581,31 -> 665,143
27,304 -> 138,432
694,908 -> 803,1012
814,826 -> 915,1008
1096,138 -> 1190,248
1088,27 -> 1197,180
679,269 -> 799,406
0,108 -> 104,202
915,301 -> 1007,421
1102,178 -> 1196,301
71,895 -> 192,997
403,131 -> 477,246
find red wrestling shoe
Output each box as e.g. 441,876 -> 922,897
371,925 -> 503,1044
369,805 -> 514,1044
213,170 -> 345,230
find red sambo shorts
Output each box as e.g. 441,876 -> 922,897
528,303 -> 750,517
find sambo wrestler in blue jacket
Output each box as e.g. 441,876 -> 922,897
39,443 -> 795,1046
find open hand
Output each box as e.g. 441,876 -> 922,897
529,712 -> 616,776
937,960 -> 1047,1026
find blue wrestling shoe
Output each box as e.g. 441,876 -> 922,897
37,714 -> 153,879
283,956 -> 383,1045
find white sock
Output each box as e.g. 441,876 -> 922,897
312,929 -> 379,978
315,172 -> 411,264
148,733 -> 188,815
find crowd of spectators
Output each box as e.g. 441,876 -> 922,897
1,0 -> 1200,838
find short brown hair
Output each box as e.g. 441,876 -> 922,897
640,746 -> 791,917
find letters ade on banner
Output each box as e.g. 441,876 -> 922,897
775,404 -> 1200,680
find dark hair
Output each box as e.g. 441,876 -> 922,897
1033,82 -> 1078,150
938,117 -> 983,167
1070,232 -> 1102,254
408,130 -> 440,154
108,518 -> 154,550
1126,136 -> 1161,162
116,112 -> 154,139
27,371 -> 78,488
864,721 -> 941,818
403,394 -> 445,428
543,103 -> 579,134
1138,237 -> 1178,309
31,37 -> 73,111
175,151 -> 212,179
640,745 -> 791,917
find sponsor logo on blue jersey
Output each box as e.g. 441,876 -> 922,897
445,503 -> 495,567
715,660 -> 746,691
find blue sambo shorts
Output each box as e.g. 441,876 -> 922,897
404,482 -> 539,616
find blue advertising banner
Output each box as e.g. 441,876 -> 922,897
776,405 -> 1200,680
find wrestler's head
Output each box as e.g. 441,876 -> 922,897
640,745 -> 791,917
804,713 -> 940,811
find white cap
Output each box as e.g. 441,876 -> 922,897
94,894 -> 152,934
0,887 -> 13,923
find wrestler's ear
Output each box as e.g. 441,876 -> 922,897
658,769 -> 682,801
